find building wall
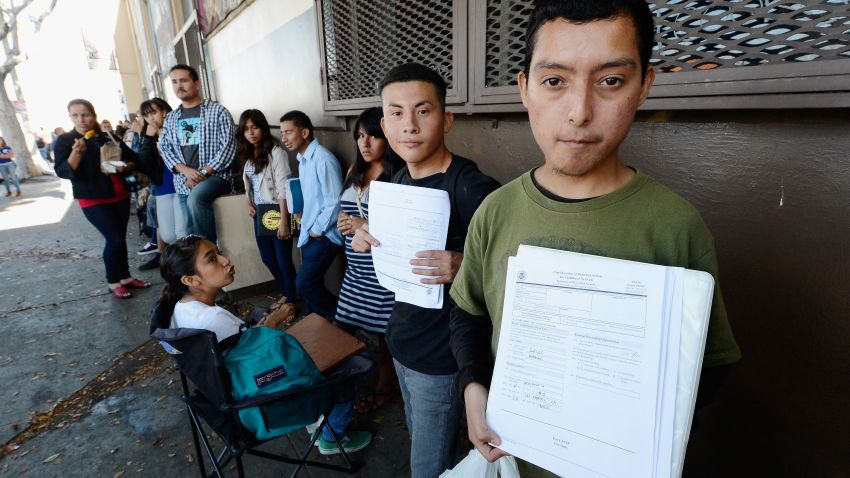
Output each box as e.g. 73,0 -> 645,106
114,0 -> 145,113
198,3 -> 849,476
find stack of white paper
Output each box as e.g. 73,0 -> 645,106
367,181 -> 450,309
486,245 -> 714,478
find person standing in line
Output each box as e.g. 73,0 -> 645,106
0,137 -> 22,197
351,63 -> 501,478
334,107 -> 404,413
136,98 -> 188,271
280,110 -> 343,320
53,99 -> 151,299
449,2 -> 741,476
236,109 -> 297,304
51,128 -> 66,162
159,64 -> 235,243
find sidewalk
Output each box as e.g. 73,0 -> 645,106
0,176 -> 443,477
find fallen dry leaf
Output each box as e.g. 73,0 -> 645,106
42,453 -> 60,463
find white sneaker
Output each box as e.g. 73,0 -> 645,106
137,241 -> 158,255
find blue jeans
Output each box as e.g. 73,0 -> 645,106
296,238 -> 340,319
181,176 -> 231,243
254,218 -> 297,303
0,162 -> 21,193
81,197 -> 131,284
320,357 -> 362,441
394,360 -> 462,478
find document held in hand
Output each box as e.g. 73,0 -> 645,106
486,245 -> 714,478
367,181 -> 450,309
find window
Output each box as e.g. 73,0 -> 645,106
317,0 -> 467,111
317,0 -> 850,112
173,12 -> 216,100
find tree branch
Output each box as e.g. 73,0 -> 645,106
30,0 -> 56,33
0,55 -> 19,77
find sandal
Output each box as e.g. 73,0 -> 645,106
354,392 -> 392,414
122,278 -> 151,289
108,285 -> 132,299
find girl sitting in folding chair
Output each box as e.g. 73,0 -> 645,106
157,235 -> 372,455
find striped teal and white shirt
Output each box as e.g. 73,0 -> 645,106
334,186 -> 395,334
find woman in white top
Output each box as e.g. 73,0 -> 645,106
237,109 -> 296,304
158,235 -> 371,455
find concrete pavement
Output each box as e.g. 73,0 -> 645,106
0,176 -> 433,477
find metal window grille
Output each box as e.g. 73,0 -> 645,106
484,0 -> 850,87
475,0 -> 850,108
320,1 -> 458,106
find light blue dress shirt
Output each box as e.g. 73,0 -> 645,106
296,139 -> 343,247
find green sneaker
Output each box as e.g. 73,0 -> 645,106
317,431 -> 372,455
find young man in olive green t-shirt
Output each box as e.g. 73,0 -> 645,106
448,2 -> 741,476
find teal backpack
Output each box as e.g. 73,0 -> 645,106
223,326 -> 329,440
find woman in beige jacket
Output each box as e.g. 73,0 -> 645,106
237,109 -> 296,303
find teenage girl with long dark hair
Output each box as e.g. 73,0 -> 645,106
334,107 -> 404,412
236,109 -> 296,303
157,235 -> 372,454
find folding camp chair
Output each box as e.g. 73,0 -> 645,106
150,308 -> 373,478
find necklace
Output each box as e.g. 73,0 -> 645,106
354,186 -> 368,219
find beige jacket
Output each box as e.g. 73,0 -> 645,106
242,145 -> 291,206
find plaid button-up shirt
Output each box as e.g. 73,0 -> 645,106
159,99 -> 235,195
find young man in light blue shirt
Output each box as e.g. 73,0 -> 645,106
280,110 -> 343,319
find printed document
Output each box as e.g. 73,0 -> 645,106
367,181 -> 450,309
487,246 -> 694,478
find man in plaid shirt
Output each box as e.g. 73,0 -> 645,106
159,64 -> 235,243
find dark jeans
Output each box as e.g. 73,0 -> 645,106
81,197 -> 131,284
254,219 -> 297,303
296,237 -> 340,319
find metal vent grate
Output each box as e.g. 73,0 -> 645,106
321,1 -> 455,102
484,0 -> 850,87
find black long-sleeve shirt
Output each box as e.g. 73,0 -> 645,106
449,299 -> 495,397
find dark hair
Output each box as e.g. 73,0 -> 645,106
0,137 -> 6,147
279,110 -> 314,140
524,0 -> 655,81
114,125 -> 128,138
236,109 -> 276,175
156,235 -> 205,323
140,97 -> 172,117
378,62 -> 448,108
170,63 -> 200,81
343,107 -> 404,190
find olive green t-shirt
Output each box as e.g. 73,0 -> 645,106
452,170 -> 741,366
450,170 -> 741,477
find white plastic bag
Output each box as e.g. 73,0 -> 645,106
440,449 -> 520,478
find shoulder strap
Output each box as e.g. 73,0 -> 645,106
445,158 -> 476,251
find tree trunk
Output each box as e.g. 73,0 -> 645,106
0,77 -> 45,178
